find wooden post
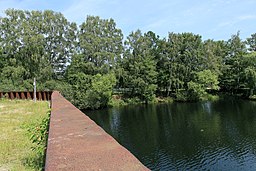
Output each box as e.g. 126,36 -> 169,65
33,78 -> 36,102
27,92 -> 31,99
21,92 -> 26,99
38,92 -> 42,100
43,92 -> 46,101
15,92 -> 20,99
10,92 -> 14,100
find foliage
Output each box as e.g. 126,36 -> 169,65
219,32 -> 247,92
187,70 -> 219,101
0,100 -> 49,171
124,97 -> 142,105
163,97 -> 174,103
1,9 -> 256,109
246,33 -> 256,52
78,16 -> 123,71
240,52 -> 256,96
206,94 -> 220,101
249,95 -> 256,100
188,81 -> 207,101
84,73 -> 116,109
120,30 -> 158,103
108,96 -> 127,107
0,9 -> 77,80
66,70 -> 116,109
25,110 -> 50,170
175,90 -> 190,102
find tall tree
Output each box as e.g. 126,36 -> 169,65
220,32 -> 247,92
77,15 -> 123,72
0,9 -> 77,81
66,16 -> 122,109
201,40 -> 226,76
246,33 -> 256,52
166,32 -> 203,92
188,70 -> 219,101
121,30 -> 158,102
241,52 -> 256,96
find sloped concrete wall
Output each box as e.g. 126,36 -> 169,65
45,91 -> 148,171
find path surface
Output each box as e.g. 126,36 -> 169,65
45,91 -> 149,171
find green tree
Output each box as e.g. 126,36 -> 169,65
188,70 -> 219,101
220,32 -> 247,92
162,32 -> 204,95
201,40 -> 226,76
0,48 -> 5,73
66,70 -> 116,109
85,73 -> 116,109
65,16 -> 122,109
121,30 -> 158,102
0,9 -> 77,83
240,52 -> 256,96
246,33 -> 256,52
78,16 -> 123,72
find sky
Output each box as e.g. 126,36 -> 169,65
0,0 -> 255,40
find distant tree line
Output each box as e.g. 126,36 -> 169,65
0,9 -> 256,109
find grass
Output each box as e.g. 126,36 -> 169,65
249,95 -> 256,100
0,99 -> 49,171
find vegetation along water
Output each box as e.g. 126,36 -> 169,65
87,97 -> 256,171
0,9 -> 256,110
0,8 -> 256,170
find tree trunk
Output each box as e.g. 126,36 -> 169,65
250,88 -> 254,96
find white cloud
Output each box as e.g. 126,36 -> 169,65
238,15 -> 256,21
146,19 -> 168,29
218,14 -> 256,29
0,0 -> 255,40
62,0 -> 109,24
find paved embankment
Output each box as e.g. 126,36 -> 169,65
45,91 -> 149,171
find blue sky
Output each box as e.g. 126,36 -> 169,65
0,0 -> 255,40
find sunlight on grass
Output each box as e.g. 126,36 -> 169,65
0,99 -> 49,171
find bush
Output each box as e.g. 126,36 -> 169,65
124,97 -> 142,105
25,109 -> 51,170
187,81 -> 207,101
175,90 -> 190,102
68,73 -> 117,109
205,94 -> 219,101
108,96 -> 127,107
156,97 -> 174,103
249,95 -> 256,100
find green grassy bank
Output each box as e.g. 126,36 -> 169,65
0,99 -> 50,171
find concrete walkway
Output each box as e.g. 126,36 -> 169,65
45,91 -> 149,171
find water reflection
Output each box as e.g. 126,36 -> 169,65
86,98 -> 256,170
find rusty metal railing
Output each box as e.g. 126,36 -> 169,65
0,91 -> 52,101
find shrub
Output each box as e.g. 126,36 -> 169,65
108,96 -> 127,107
25,109 -> 51,170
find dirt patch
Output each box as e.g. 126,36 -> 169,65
0,165 -> 10,171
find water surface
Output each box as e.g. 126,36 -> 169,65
86,97 -> 256,170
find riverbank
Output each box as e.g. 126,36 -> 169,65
108,91 -> 256,108
108,93 -> 220,107
108,95 -> 174,107
0,99 -> 49,171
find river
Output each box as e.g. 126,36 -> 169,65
86,97 -> 256,171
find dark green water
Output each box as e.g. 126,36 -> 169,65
86,97 -> 256,171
